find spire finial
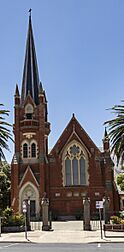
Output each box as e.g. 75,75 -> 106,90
21,8 -> 40,105
104,127 -> 107,137
15,84 -> 20,97
103,127 -> 110,152
39,81 -> 44,94
104,127 -> 109,140
29,8 -> 32,17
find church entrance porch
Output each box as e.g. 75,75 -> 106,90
19,182 -> 40,220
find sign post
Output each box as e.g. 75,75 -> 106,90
0,217 -> 1,237
22,201 -> 27,239
96,201 -> 103,239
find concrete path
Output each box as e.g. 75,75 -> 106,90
0,221 -> 124,243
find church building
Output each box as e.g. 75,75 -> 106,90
11,14 -> 120,219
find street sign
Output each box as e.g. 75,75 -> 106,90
96,201 -> 103,209
95,201 -> 103,239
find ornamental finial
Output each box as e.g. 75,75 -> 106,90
29,8 -> 32,17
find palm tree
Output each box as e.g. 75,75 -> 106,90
104,101 -> 124,165
0,104 -> 12,161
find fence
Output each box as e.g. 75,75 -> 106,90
31,220 -> 104,231
31,221 -> 42,230
91,220 -> 104,230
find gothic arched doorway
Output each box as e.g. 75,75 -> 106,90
19,182 -> 40,219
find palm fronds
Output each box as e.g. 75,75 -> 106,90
0,104 -> 13,161
104,101 -> 124,165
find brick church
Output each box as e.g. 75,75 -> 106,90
11,14 -> 120,219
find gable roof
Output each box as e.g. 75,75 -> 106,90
50,114 -> 101,156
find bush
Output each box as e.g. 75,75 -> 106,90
116,173 -> 124,191
120,211 -> 124,219
2,207 -> 25,227
110,215 -> 121,224
121,219 -> 124,224
2,207 -> 13,217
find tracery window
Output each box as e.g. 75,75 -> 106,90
63,143 -> 88,186
22,140 -> 37,159
31,143 -> 36,158
23,143 -> 28,158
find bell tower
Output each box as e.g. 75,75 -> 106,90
11,12 -> 50,218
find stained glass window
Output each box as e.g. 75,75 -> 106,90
64,143 -> 87,186
80,157 -> 86,185
72,158 -> 78,185
65,158 -> 71,185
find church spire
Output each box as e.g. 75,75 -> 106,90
103,127 -> 110,152
21,12 -> 40,105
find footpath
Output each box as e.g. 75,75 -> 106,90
0,221 -> 124,244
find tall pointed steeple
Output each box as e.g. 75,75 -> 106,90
21,11 -> 40,105
103,127 -> 110,152
104,127 -> 109,140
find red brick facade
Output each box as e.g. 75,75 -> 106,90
11,15 -> 119,219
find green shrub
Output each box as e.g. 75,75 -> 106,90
2,207 -> 25,227
2,207 -> 13,217
110,215 -> 121,224
117,174 -> 124,185
119,211 -> 124,219
121,219 -> 124,224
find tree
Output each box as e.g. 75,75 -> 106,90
104,101 -> 124,165
0,104 -> 12,161
116,174 -> 124,191
0,161 -> 11,212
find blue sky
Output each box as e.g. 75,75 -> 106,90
1,0 -> 124,162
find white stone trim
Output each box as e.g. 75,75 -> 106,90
19,182 -> 40,218
21,140 -> 29,158
60,130 -> 91,157
19,165 -> 39,188
25,103 -> 34,114
21,139 -> 38,159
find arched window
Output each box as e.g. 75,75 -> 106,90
65,158 -> 71,185
23,143 -> 28,158
31,143 -> 36,158
63,143 -> 88,186
25,104 -> 33,119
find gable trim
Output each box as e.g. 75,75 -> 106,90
19,165 -> 39,188
59,131 -> 91,157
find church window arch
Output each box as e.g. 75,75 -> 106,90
25,104 -> 34,119
30,140 -> 38,158
31,142 -> 36,158
23,143 -> 28,158
62,141 -> 88,186
21,140 -> 37,159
